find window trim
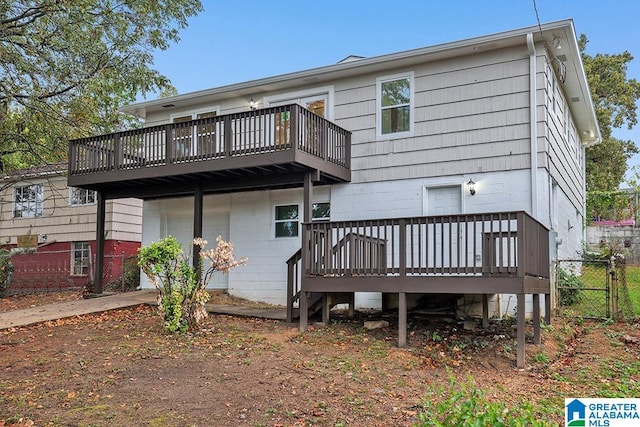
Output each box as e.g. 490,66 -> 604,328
13,183 -> 44,219
376,72 -> 415,140
69,187 -> 96,206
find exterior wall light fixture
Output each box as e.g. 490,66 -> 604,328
249,98 -> 257,110
467,179 -> 476,196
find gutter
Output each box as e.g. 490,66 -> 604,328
527,33 -> 538,218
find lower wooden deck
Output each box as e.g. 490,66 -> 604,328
292,211 -> 551,368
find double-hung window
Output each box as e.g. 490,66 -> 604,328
72,241 -> 91,276
14,183 -> 44,218
377,72 -> 414,138
275,205 -> 299,238
69,187 -> 96,206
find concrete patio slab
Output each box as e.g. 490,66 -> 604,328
0,290 -> 288,330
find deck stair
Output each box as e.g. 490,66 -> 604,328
286,232 -> 370,322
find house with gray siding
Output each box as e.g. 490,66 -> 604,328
68,19 -> 599,367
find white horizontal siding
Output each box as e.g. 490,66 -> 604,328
332,46 -> 532,185
539,58 -> 585,214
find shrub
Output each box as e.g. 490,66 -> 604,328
0,249 -> 13,297
557,267 -> 584,306
138,236 -> 246,332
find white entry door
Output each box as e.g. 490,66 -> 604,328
425,186 -> 462,270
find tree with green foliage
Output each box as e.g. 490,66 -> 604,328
580,35 -> 640,191
0,0 -> 203,172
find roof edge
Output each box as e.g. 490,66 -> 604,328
122,19 -> 577,116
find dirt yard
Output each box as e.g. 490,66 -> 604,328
1,291 -> 639,426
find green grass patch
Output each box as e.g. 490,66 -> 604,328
558,263 -> 640,318
623,265 -> 640,315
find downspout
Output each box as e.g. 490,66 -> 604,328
527,33 -> 538,218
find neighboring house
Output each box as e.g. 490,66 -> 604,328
0,164 -> 142,292
68,19 -> 600,366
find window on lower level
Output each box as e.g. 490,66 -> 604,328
275,203 -> 331,237
14,184 -> 43,218
72,241 -> 91,276
70,187 -> 96,206
312,202 -> 330,221
275,204 -> 299,238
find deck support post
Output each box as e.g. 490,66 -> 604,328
482,294 -> 489,328
533,294 -> 541,345
322,293 -> 329,324
398,292 -> 407,348
348,293 -> 355,318
299,170 -> 316,331
516,293 -> 526,368
544,293 -> 551,325
193,185 -> 203,283
299,291 -> 309,332
93,191 -> 106,294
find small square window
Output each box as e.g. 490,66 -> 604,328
312,202 -> 330,221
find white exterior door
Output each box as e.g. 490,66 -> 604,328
426,186 -> 463,270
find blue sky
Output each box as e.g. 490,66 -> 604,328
150,0 -> 640,179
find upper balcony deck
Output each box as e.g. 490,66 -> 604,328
68,104 -> 351,199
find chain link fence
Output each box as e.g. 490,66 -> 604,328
555,257 -> 635,320
0,250 -> 139,297
101,253 -> 140,293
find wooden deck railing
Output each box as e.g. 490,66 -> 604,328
303,211 -> 549,280
69,104 -> 350,176
286,248 -> 303,322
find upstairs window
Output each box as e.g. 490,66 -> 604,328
377,72 -> 414,138
14,184 -> 43,218
70,187 -> 96,206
